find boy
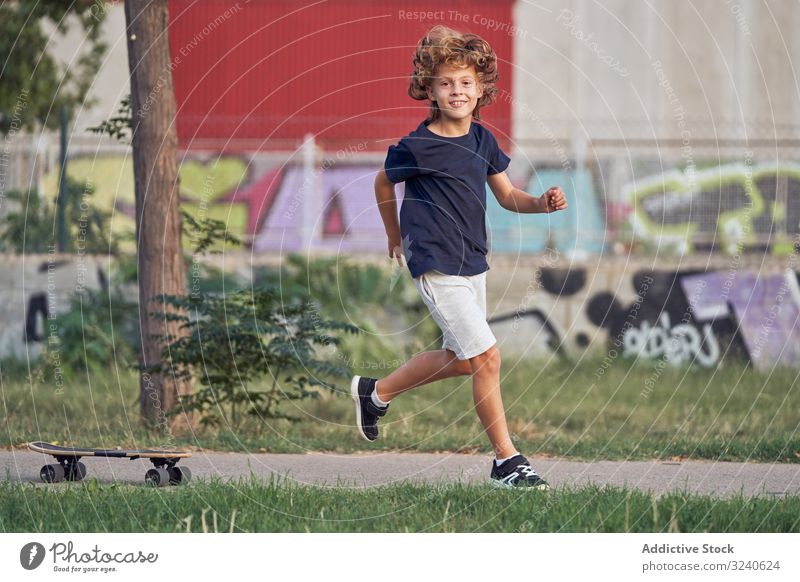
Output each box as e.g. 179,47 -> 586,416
352,25 -> 567,489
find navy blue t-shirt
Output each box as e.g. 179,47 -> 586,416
383,120 -> 511,278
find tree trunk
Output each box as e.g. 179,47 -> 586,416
124,0 -> 193,436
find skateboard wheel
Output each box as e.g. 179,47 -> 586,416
145,468 -> 170,487
167,466 -> 191,485
41,464 -> 65,483
66,462 -> 87,482
177,466 -> 191,483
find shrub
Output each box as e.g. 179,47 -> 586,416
154,287 -> 359,428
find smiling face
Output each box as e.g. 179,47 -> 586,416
425,64 -> 484,122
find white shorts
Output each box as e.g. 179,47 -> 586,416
414,269 -> 497,360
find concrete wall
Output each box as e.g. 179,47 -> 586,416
483,253 -> 800,370
512,0 -> 800,152
0,254 -> 107,359
5,2 -> 800,368
12,252 -> 793,369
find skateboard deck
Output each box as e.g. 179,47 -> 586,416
28,441 -> 193,487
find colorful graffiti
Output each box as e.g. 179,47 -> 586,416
48,153 -> 608,256
44,154 -> 272,250
47,155 -> 389,252
252,163 -> 608,255
41,152 -> 800,261
488,265 -> 800,369
252,165 -> 387,253
626,163 -> 800,255
682,270 -> 800,370
5,250 -> 799,370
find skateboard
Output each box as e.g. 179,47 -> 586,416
28,441 -> 193,487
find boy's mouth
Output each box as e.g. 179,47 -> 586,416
448,100 -> 469,108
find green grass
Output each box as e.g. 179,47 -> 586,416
1,479 -> 798,532
2,356 -> 798,462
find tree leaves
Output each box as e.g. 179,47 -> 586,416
0,1 -> 108,134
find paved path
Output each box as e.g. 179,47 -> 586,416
2,449 -> 799,498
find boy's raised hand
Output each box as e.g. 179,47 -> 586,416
541,186 -> 568,213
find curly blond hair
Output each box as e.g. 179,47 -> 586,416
408,25 -> 499,122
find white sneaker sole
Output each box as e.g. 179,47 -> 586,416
350,375 -> 372,442
490,478 -> 551,491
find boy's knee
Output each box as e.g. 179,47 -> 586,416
446,349 -> 473,376
469,345 -> 501,376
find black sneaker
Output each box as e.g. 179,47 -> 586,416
350,375 -> 389,442
490,454 -> 550,490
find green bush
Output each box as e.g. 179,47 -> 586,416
254,254 -> 441,358
39,286 -> 139,376
153,287 -> 359,428
0,178 -> 117,254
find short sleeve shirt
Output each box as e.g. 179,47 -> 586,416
383,120 -> 511,278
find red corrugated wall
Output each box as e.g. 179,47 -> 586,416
167,0 -> 514,151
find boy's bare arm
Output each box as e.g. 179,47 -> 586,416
487,171 -> 568,214
375,169 -> 404,264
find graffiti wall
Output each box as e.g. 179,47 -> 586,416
0,255 -> 106,359
252,165 -> 387,253
45,152 -> 609,256
682,270 -> 800,370
3,252 -> 799,369
625,162 -> 800,255
31,152 -> 800,369
46,154 -> 392,252
51,155 -> 800,260
487,259 -> 800,369
43,154 -> 278,250
487,166 -> 606,256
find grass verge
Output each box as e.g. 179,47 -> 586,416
1,479 -> 799,533
2,357 -> 798,462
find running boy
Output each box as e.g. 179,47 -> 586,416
352,25 -> 567,489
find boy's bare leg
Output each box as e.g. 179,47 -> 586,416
469,345 -> 517,459
375,349 -> 472,402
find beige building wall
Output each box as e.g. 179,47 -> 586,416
40,2 -> 130,140
512,0 -> 800,157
